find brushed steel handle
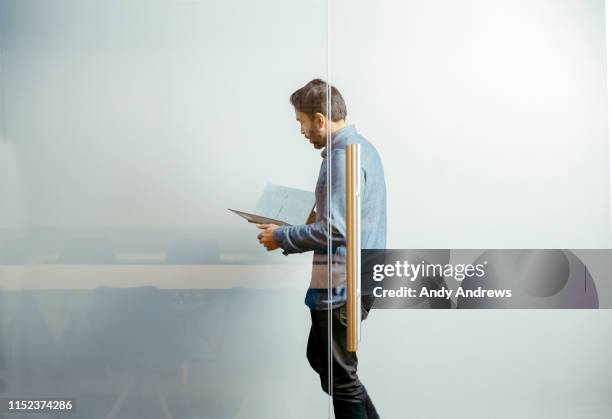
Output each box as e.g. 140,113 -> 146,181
346,144 -> 361,352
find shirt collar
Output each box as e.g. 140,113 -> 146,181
320,124 -> 356,158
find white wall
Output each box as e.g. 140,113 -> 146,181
331,0 -> 612,248
8,0 -> 609,247
0,0 -> 327,228
330,3 -> 612,419
0,15 -> 26,229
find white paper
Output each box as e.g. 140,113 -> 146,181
254,183 -> 315,226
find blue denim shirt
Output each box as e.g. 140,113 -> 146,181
274,125 -> 387,310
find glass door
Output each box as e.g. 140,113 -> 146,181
329,0 -> 612,418
0,1 -> 334,418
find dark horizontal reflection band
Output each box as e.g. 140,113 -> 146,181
357,249 -> 612,309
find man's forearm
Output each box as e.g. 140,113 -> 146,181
274,221 -> 336,254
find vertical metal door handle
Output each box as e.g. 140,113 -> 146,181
346,144 -> 361,353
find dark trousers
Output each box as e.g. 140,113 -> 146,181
307,298 -> 380,419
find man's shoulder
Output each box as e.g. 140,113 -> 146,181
336,129 -> 379,154
350,132 -> 383,163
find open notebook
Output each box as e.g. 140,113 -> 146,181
228,183 -> 315,226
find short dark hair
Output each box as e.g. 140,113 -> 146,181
290,79 -> 347,122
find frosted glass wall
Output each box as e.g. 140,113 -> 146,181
0,1 -> 331,418
331,0 -> 612,249
331,1 -> 612,418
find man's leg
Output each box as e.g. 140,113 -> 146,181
331,304 -> 380,419
307,303 -> 380,419
364,386 -> 380,419
306,314 -> 324,378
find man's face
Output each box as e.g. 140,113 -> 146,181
295,110 -> 326,149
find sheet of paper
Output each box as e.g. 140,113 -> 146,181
254,183 -> 315,226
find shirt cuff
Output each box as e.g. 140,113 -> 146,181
274,226 -> 296,255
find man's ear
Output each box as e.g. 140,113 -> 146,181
314,112 -> 326,129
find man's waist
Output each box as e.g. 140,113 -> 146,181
313,244 -> 345,256
305,287 -> 347,309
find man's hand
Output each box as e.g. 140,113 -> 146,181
257,224 -> 280,251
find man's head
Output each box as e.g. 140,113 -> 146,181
290,79 -> 347,150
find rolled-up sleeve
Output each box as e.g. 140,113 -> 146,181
273,221 -> 330,254
273,148 -> 365,254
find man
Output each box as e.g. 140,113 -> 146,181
257,79 -> 387,419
